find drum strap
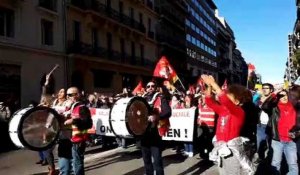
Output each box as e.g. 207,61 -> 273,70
71,102 -> 80,111
148,92 -> 160,106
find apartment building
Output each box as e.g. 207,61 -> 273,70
66,0 -> 158,94
155,0 -> 188,83
0,0 -> 66,108
185,0 -> 218,82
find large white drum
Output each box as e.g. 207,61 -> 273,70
110,97 -> 150,138
9,107 -> 61,151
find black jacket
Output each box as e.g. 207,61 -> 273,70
261,95 -> 281,141
141,93 -> 171,146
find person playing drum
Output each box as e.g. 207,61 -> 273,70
64,87 -> 92,175
141,80 -> 171,175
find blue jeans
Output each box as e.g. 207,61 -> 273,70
38,151 -> 46,161
256,124 -> 269,158
271,140 -> 298,175
141,146 -> 164,175
184,143 -> 193,153
72,142 -> 86,175
58,157 -> 71,175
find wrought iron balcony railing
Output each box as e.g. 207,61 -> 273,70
67,40 -> 154,68
39,0 -> 57,11
70,0 -> 146,33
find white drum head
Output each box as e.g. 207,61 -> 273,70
9,106 -> 60,151
110,97 -> 150,138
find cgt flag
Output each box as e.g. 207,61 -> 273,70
153,56 -> 179,84
132,80 -> 144,95
197,77 -> 205,92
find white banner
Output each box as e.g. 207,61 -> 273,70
90,107 -> 197,140
90,108 -> 115,137
162,108 -> 196,142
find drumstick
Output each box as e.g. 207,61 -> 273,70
44,64 -> 59,86
47,64 -> 59,76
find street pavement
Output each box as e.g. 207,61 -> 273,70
0,145 -> 218,175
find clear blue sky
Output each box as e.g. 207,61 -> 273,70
214,0 -> 296,84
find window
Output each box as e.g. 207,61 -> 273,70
119,1 -> 123,13
140,44 -> 144,64
185,19 -> 190,27
107,32 -> 112,54
196,40 -> 200,47
131,41 -> 135,64
120,38 -> 125,62
106,0 -> 111,8
148,18 -> 152,31
73,21 -> 80,42
186,34 -> 191,42
130,7 -> 134,19
41,19 -> 53,45
0,8 -> 14,38
196,27 -> 199,34
191,23 -> 195,30
191,37 -> 196,45
139,13 -> 143,24
39,0 -> 57,11
92,28 -> 98,49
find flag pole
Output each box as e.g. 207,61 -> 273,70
178,77 -> 186,91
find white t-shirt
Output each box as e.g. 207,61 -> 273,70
260,111 -> 269,125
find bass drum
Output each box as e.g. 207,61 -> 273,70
9,106 -> 61,151
110,97 -> 150,138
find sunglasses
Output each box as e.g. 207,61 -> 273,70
67,93 -> 77,97
146,84 -> 156,88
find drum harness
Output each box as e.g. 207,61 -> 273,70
143,92 -> 160,107
143,92 -> 162,129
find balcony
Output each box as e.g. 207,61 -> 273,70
156,34 -> 186,50
160,7 -> 185,28
39,0 -> 57,11
67,40 -> 153,68
70,0 -> 146,34
173,0 -> 188,13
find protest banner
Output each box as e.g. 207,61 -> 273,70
90,108 -> 115,137
88,107 -> 197,140
162,108 -> 196,142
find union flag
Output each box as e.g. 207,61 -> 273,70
132,80 -> 144,95
197,77 -> 206,92
188,84 -> 196,95
153,56 -> 179,84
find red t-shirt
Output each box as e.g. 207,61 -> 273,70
278,101 -> 296,142
205,92 -> 245,142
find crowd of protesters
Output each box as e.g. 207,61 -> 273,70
3,72 -> 300,175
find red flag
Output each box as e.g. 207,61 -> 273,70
188,84 -> 196,95
248,63 -> 256,81
132,81 -> 144,95
248,63 -> 256,71
222,79 -> 228,90
197,78 -> 205,92
153,56 -> 179,84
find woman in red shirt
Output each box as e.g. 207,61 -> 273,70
201,75 -> 256,175
262,90 -> 298,175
